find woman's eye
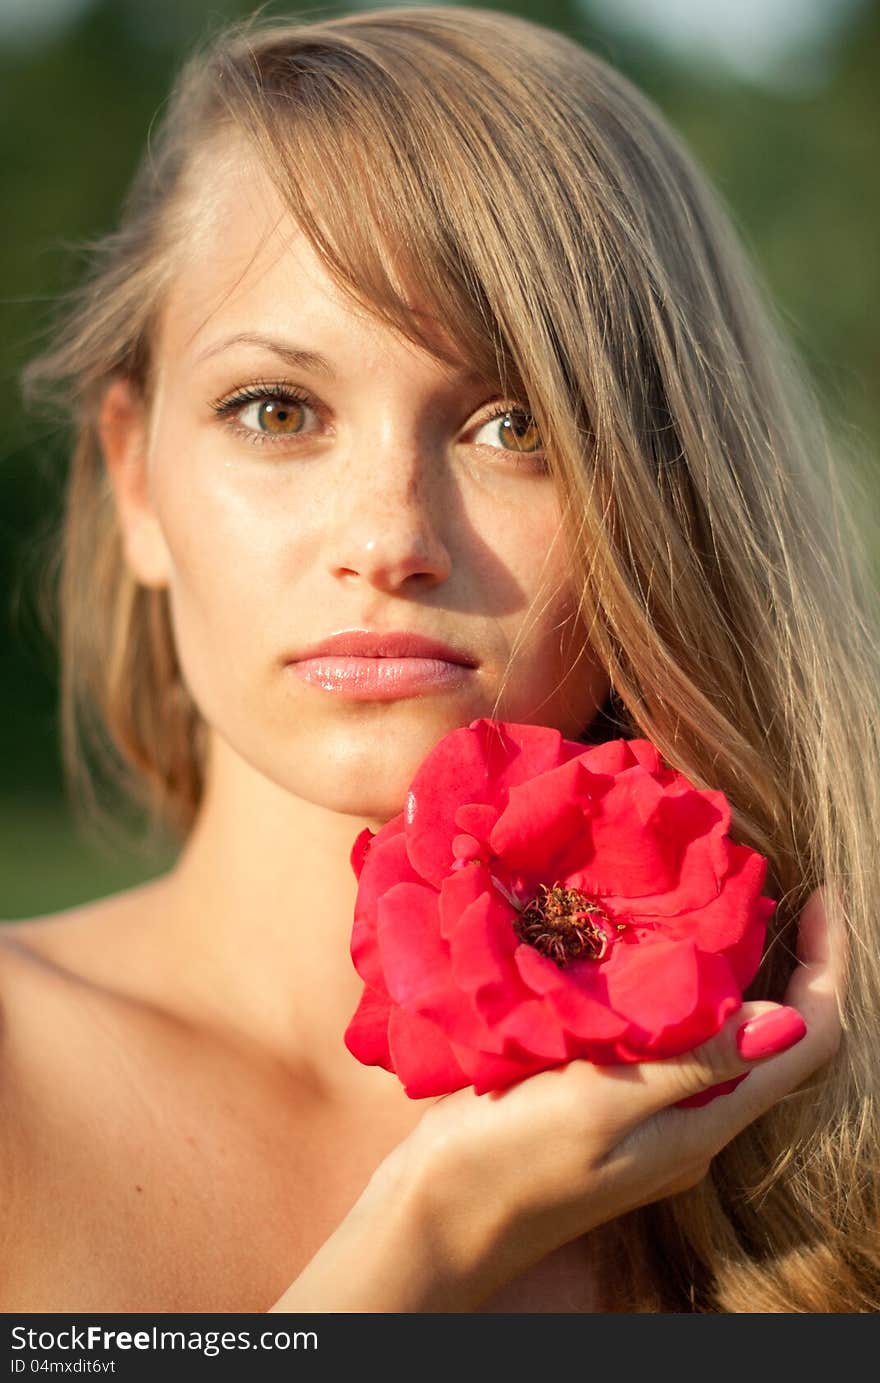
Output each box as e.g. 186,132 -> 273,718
211,384 -> 546,467
236,392 -> 316,438
209,383 -> 320,447
472,406 -> 544,457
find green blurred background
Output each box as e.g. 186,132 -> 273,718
2,0 -> 878,919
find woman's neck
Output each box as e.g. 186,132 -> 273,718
144,730 -> 390,1094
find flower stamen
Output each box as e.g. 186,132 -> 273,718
513,881 -> 613,967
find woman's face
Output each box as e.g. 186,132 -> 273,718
109,155 -> 610,823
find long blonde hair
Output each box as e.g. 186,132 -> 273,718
20,4 -> 880,1310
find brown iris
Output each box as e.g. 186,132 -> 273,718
513,881 -> 614,967
256,399 -> 305,435
498,408 -> 542,453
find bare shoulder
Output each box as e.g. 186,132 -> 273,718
0,897 -> 131,1283
0,875 -> 173,1117
0,892 -> 118,1030
0,878 -> 182,1309
0,873 -> 171,993
0,896 -> 109,976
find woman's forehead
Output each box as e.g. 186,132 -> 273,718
152,135 -> 502,393
158,163 -> 331,349
157,170 -> 466,381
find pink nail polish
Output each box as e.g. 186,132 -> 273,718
736,1007 -> 807,1061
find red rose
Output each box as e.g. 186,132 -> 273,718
343,719 -> 775,1102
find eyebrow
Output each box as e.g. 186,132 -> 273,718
193,332 -> 338,379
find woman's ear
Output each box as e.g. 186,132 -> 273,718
97,376 -> 171,589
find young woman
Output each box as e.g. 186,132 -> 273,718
3,5 -> 876,1312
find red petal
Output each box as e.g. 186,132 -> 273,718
605,940 -> 742,1059
620,784 -> 731,914
403,720 -> 575,887
676,1072 -> 749,1108
514,940 -> 632,1047
446,881 -> 521,997
660,841 -> 773,988
604,936 -> 701,1035
351,831 -> 427,990
375,881 -> 450,1008
547,981 -> 632,1044
350,914 -> 389,994
387,1006 -> 470,1097
512,942 -> 569,996
625,740 -> 665,773
411,985 -> 509,1053
464,718 -> 583,779
438,860 -> 491,940
494,997 -> 569,1060
572,773 -> 729,910
373,875 -> 508,1054
350,826 -> 376,880
358,827 -> 423,901
578,739 -> 643,775
453,802 -> 501,844
452,833 -> 483,863
444,886 -> 536,1034
449,1037 -> 551,1095
487,757 -> 593,877
343,986 -> 394,1069
638,950 -> 741,1058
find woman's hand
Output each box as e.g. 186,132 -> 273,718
384,884 -> 845,1306
270,886 -> 843,1312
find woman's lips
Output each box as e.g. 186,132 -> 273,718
287,655 -> 476,699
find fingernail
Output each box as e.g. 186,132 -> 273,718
736,1007 -> 807,1061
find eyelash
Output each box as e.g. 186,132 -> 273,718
208,378 -> 548,469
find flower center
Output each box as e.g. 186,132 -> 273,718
513,882 -> 613,968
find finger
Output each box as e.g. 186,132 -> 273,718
672,885 -> 846,1112
791,883 -> 848,1006
586,998 -> 807,1134
704,885 -> 845,1134
599,883 -> 846,1128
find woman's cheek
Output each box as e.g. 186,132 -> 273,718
148,459 -> 263,673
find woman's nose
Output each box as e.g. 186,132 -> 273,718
327,447 -> 453,592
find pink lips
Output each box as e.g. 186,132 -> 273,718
285,629 -> 478,700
